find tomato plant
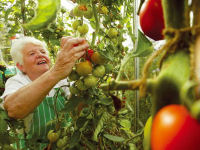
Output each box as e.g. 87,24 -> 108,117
151,105 -> 200,150
139,0 -> 164,41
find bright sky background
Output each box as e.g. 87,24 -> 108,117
61,0 -> 75,11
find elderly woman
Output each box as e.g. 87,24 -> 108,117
1,36 -> 88,149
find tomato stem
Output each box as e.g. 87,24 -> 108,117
100,79 -> 155,91
162,0 -> 189,29
152,51 -> 190,116
191,0 -> 200,26
91,1 -> 99,47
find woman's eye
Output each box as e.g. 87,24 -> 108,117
42,51 -> 46,54
30,53 -> 35,56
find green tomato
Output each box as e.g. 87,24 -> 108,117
191,100 -> 200,120
68,70 -> 80,81
143,116 -> 152,150
76,79 -> 88,91
104,64 -> 113,73
101,6 -> 108,14
73,6 -> 83,17
93,65 -> 105,78
84,7 -> 93,19
84,75 -> 98,88
72,20 -> 81,30
75,60 -> 93,76
47,130 -> 60,143
111,38 -> 118,45
69,86 -> 80,95
107,28 -> 118,38
3,144 -> 15,150
56,136 -> 68,148
77,24 -> 89,35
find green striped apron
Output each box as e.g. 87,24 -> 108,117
15,89 -> 71,150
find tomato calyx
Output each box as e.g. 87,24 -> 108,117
79,5 -> 87,11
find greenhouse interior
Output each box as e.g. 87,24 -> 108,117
0,0 -> 200,150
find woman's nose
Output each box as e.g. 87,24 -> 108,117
36,52 -> 44,58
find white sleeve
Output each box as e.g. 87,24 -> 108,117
55,78 -> 71,97
0,77 -> 25,108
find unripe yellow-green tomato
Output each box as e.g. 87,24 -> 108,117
47,130 -> 60,143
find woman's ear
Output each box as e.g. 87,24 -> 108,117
16,63 -> 25,73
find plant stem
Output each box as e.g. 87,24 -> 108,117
162,0 -> 188,29
152,51 -> 190,116
100,79 -> 155,92
192,0 -> 200,26
194,36 -> 200,98
21,0 -> 27,35
91,1 -> 99,47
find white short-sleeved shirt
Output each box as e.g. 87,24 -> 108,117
0,71 -> 70,133
1,71 -> 70,100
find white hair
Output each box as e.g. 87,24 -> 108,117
10,36 -> 48,65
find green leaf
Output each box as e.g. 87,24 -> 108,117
76,117 -> 88,129
0,118 -> 7,133
103,134 -> 125,142
92,112 -> 109,142
23,0 -> 61,30
89,21 -> 96,29
0,132 -> 11,145
69,130 -> 81,148
132,30 -> 154,57
119,119 -> 131,129
61,95 -> 83,113
98,96 -> 112,105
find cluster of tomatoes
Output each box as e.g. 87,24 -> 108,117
71,4 -> 92,35
68,47 -> 112,95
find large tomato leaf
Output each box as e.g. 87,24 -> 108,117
23,0 -> 60,30
103,134 -> 125,142
132,30 -> 154,57
69,130 -> 81,148
61,95 -> 84,113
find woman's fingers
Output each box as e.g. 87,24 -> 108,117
74,51 -> 86,59
72,42 -> 89,53
60,36 -> 72,48
62,37 -> 87,50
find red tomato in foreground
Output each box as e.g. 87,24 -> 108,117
151,105 -> 200,150
139,0 -> 164,41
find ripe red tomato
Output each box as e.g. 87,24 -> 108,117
151,105 -> 200,150
139,0 -> 164,41
86,49 -> 94,60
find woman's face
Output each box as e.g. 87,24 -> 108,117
18,43 -> 51,80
